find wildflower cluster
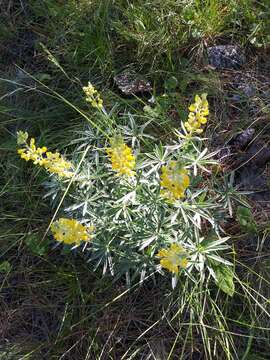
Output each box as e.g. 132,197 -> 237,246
160,161 -> 190,202
83,82 -> 103,109
184,93 -> 209,134
19,92 -> 234,295
106,136 -> 136,177
157,243 -> 188,274
51,218 -> 93,245
17,132 -> 73,178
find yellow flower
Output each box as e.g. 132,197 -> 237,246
160,161 -> 190,202
50,218 -> 93,245
44,151 -> 74,178
83,82 -> 103,109
18,138 -> 48,166
184,93 -> 209,135
157,243 -> 188,273
106,136 -> 135,177
17,134 -> 74,178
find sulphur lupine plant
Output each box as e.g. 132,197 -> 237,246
17,91 -> 235,295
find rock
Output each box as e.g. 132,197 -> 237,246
216,129 -> 255,169
238,168 -> 268,191
217,129 -> 270,202
226,73 -> 256,102
238,83 -> 256,97
207,45 -> 246,69
229,94 -> 242,101
228,84 -> 255,102
114,72 -> 152,95
228,128 -> 255,150
236,142 -> 270,172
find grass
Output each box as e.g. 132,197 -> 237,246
1,0 -> 270,358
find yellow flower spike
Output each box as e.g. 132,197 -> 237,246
17,137 -> 48,166
44,151 -> 73,178
17,134 -> 74,178
106,136 -> 136,177
50,218 -> 93,245
160,161 -> 190,202
157,243 -> 188,274
184,93 -> 209,135
82,82 -> 96,97
83,82 -> 103,110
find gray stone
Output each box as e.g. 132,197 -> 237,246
114,72 -> 152,95
238,83 -> 256,97
207,45 -> 246,69
217,129 -> 270,202
228,128 -> 255,150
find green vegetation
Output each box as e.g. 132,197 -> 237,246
1,1 -> 270,358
